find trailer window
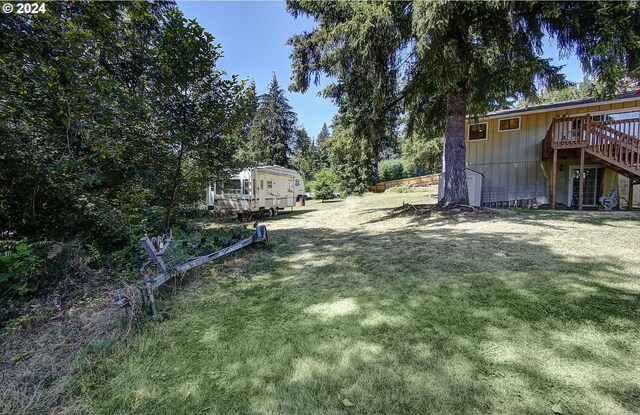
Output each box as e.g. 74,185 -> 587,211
222,179 -> 241,196
253,180 -> 256,195
267,180 -> 273,189
260,180 -> 263,190
242,179 -> 250,195
295,179 -> 300,187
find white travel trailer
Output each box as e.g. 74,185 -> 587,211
206,166 -> 305,217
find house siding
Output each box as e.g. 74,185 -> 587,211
466,98 -> 640,206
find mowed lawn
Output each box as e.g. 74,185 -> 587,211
76,191 -> 640,414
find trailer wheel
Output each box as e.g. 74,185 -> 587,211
273,208 -> 278,216
268,208 -> 275,218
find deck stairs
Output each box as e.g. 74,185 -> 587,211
542,115 -> 640,183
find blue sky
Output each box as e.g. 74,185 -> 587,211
178,1 -> 585,138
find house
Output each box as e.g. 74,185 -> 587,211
465,91 -> 640,209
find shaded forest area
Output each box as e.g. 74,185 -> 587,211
0,2 -> 254,312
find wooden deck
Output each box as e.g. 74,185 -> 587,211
542,115 -> 640,210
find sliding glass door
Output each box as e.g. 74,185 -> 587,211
569,167 -> 603,208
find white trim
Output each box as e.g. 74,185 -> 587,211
481,96 -> 640,120
497,116 -> 521,132
467,122 -> 488,142
567,164 -> 602,207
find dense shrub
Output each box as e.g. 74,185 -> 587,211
378,159 -> 410,182
313,169 -> 339,201
0,241 -> 42,298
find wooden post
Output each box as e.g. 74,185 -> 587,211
550,149 -> 558,209
578,147 -> 585,211
629,180 -> 635,211
585,115 -> 591,146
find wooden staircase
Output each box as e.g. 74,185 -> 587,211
542,114 -> 640,209
587,121 -> 640,181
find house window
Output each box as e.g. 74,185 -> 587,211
498,117 -> 520,132
468,123 -> 488,141
592,110 -> 640,122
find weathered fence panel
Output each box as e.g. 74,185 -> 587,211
367,173 -> 440,192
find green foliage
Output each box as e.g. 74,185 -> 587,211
519,77 -> 597,107
0,3 -> 249,301
401,132 -> 443,176
384,185 -> 412,194
289,127 -> 316,181
0,241 -> 42,297
378,152 -> 441,184
378,159 -> 408,182
315,123 -> 332,170
323,124 -> 374,195
246,73 -> 297,167
313,169 -> 339,201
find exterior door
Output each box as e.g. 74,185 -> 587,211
287,178 -> 294,206
257,174 -> 265,208
569,167 -> 603,208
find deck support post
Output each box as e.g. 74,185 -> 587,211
550,149 -> 558,209
629,180 -> 635,211
578,148 -> 585,211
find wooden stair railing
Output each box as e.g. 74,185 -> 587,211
542,115 -> 640,179
588,120 -> 640,172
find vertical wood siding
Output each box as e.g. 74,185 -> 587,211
466,99 -> 640,205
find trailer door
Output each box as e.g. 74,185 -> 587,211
257,173 -> 266,209
287,178 -> 294,207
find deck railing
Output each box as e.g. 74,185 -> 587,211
541,115 -> 590,153
590,119 -> 640,170
542,115 -> 640,170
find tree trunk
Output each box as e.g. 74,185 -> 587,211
165,145 -> 184,229
441,91 -> 469,205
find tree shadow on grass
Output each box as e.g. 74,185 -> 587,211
262,208 -> 318,222
363,204 -> 640,232
83,222 -> 640,415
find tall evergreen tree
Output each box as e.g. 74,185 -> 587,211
287,1 -> 640,204
315,122 -> 331,169
290,127 -> 315,181
315,123 -> 331,147
247,73 -> 297,166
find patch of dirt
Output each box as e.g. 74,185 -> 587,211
389,203 -> 497,219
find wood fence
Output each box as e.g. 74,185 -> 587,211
367,173 -> 440,192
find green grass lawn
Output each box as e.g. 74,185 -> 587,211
75,193 -> 640,414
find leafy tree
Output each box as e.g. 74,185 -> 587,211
315,122 -> 331,147
518,77 -> 595,107
0,1 -> 171,244
378,159 -> 407,182
313,169 -> 339,201
247,73 -> 297,167
290,127 -> 316,181
401,130 -> 443,176
0,2 -> 245,298
287,1 -> 640,205
152,9 -> 242,228
323,124 -> 373,195
314,122 -> 331,170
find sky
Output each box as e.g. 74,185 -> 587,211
178,1 -> 585,138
